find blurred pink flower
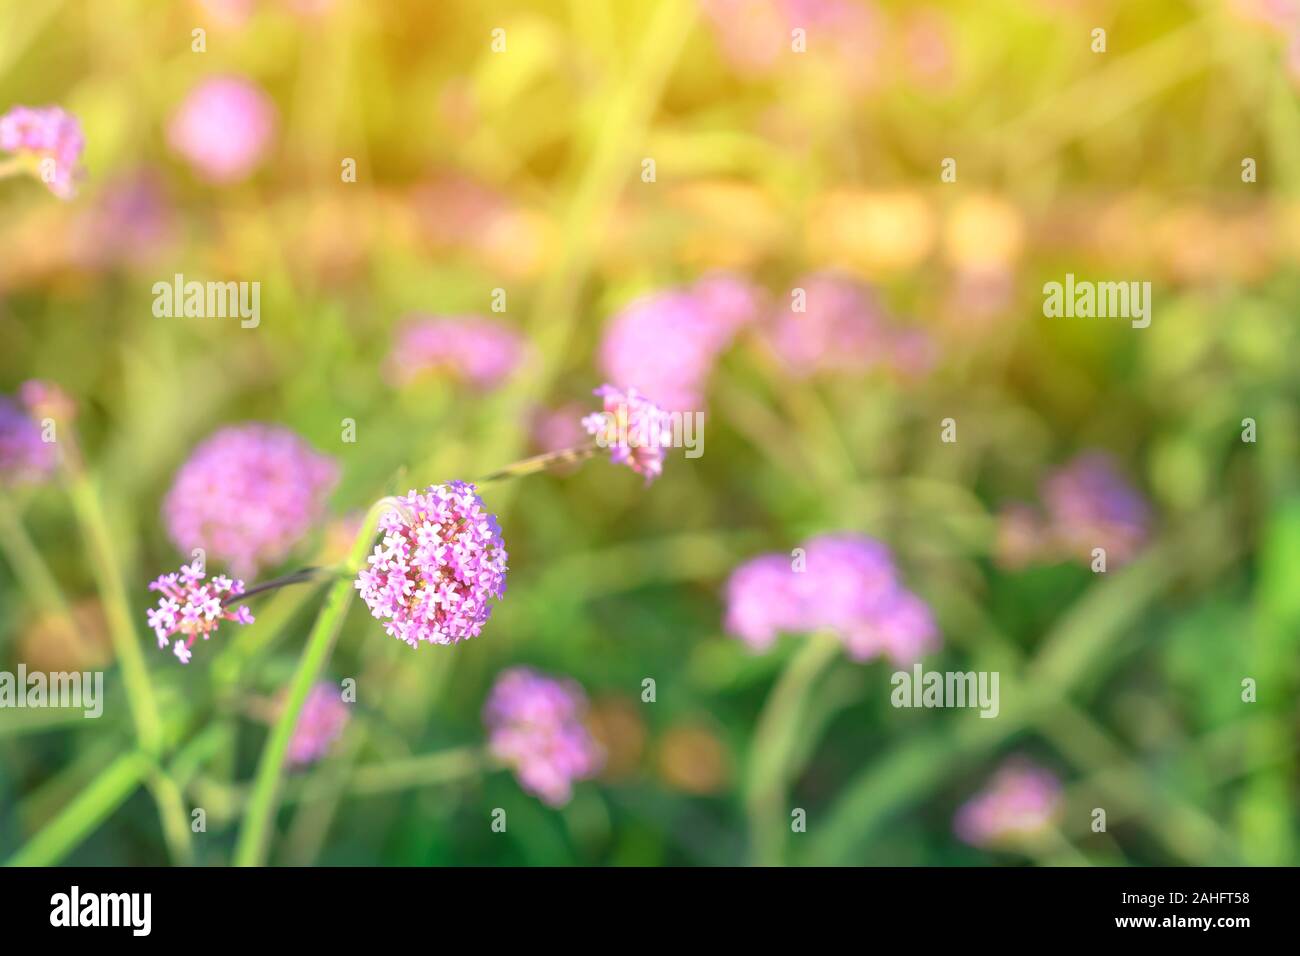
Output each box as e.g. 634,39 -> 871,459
955,760 -> 1063,847
18,379 -> 76,427
699,0 -> 880,88
598,272 -> 762,411
0,105 -> 85,199
288,682 -> 350,766
994,502 -> 1048,571
1042,452 -> 1150,567
529,402 -> 587,453
764,272 -> 933,378
167,76 -> 275,183
0,390 -> 57,485
724,533 -> 940,664
72,169 -> 176,269
902,10 -> 955,89
163,424 -> 338,577
484,667 -> 603,807
388,315 -> 528,391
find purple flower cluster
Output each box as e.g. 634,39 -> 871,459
0,387 -> 58,486
0,105 -> 85,199
724,533 -> 939,664
287,682 -> 351,766
146,562 -> 254,664
763,272 -> 935,378
483,667 -> 603,807
997,452 -> 1150,569
598,273 -> 762,411
354,481 -> 509,647
954,759 -> 1063,847
163,424 -> 339,577
388,315 -> 528,391
1043,453 -> 1151,565
167,76 -> 275,183
582,384 -> 674,484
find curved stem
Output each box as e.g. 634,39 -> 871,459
477,442 -> 597,483
745,632 -> 842,867
223,566 -> 331,605
64,457 -> 163,756
232,498 -> 389,866
0,497 -> 73,620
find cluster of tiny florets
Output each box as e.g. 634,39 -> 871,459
354,481 -> 508,648
582,384 -> 675,484
146,562 -> 254,664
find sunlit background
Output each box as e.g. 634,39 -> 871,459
1,0 -> 1298,866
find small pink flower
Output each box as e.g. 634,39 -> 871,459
387,315 -> 528,391
582,384 -> 674,484
0,105 -> 85,199
167,76 -> 275,183
146,564 -> 254,664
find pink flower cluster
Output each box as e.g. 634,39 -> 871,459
146,562 -> 254,664
954,760 -> 1063,847
287,682 -> 351,766
167,76 -> 275,183
483,667 -> 603,807
997,452 -> 1150,569
163,424 -> 339,578
764,272 -> 935,378
354,481 -> 509,647
0,105 -> 85,199
581,384 -> 674,484
598,273 -> 762,411
0,389 -> 58,485
387,315 -> 527,391
725,533 -> 939,664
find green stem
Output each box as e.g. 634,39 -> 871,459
232,498 -> 388,866
65,468 -> 163,755
477,443 -> 596,483
745,632 -> 841,866
0,497 -> 74,621
145,770 -> 195,866
3,751 -> 151,867
195,747 -> 484,824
